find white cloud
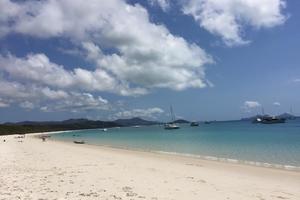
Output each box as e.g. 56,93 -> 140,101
182,0 -> 287,46
44,92 -> 110,113
244,101 -> 261,108
41,88 -> 69,100
44,91 -> 110,112
43,91 -> 110,113
0,78 -> 33,99
40,106 -> 50,112
242,101 -> 261,112
0,0 -> 213,93
0,77 -> 110,112
149,0 -> 170,11
84,41 -> 211,91
273,102 -> 281,106
19,101 -> 35,110
0,99 -> 9,108
113,107 -> 164,119
0,53 -> 146,96
0,53 -> 74,88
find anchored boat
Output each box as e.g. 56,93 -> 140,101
164,106 -> 180,130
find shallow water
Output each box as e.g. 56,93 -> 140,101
52,119 -> 300,168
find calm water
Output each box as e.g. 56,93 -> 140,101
52,119 -> 300,168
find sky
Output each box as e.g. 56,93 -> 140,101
0,0 -> 299,122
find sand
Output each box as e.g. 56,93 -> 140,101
0,134 -> 299,200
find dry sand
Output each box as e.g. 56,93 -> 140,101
0,134 -> 299,200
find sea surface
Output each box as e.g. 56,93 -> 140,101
52,119 -> 300,169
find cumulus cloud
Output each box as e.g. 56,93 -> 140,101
0,99 -> 9,107
182,0 -> 287,46
149,0 -> 170,11
0,102 -> 9,107
0,0 -> 213,93
0,77 -> 110,112
0,53 -> 147,96
113,107 -> 164,119
41,88 -> 69,100
19,101 -> 35,110
0,54 -> 74,88
242,101 -> 261,112
273,102 -> 281,106
0,78 -> 33,99
244,101 -> 261,108
42,92 -> 110,113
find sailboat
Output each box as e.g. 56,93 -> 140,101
164,106 -> 180,130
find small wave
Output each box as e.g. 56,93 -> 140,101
51,134 -> 300,172
153,150 -> 300,171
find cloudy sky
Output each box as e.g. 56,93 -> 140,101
0,0 -> 299,122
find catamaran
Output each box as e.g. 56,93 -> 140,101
254,116 -> 286,124
253,107 -> 286,124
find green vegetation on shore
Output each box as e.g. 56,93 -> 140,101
0,118 -> 159,135
0,122 -> 118,135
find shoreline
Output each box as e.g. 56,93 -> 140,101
38,130 -> 300,172
1,133 -> 300,199
20,133 -> 300,174
56,139 -> 300,173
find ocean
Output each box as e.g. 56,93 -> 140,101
52,119 -> 300,169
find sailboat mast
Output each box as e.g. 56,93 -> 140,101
170,106 -> 175,122
290,106 -> 293,114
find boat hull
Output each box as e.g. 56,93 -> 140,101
190,122 -> 199,126
253,117 -> 286,124
164,123 -> 180,130
73,141 -> 85,144
261,118 -> 286,124
164,126 -> 180,130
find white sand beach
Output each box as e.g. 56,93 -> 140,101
0,134 -> 299,200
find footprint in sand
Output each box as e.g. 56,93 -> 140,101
186,176 -> 194,179
110,194 -> 122,199
198,179 -> 206,183
272,196 -> 290,199
186,176 -> 207,184
122,186 -> 132,192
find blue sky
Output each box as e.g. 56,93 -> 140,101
0,0 -> 299,122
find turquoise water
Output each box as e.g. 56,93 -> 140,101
52,119 -> 300,168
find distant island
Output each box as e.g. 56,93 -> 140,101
114,117 -> 159,126
172,119 -> 190,124
0,117 -> 159,135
